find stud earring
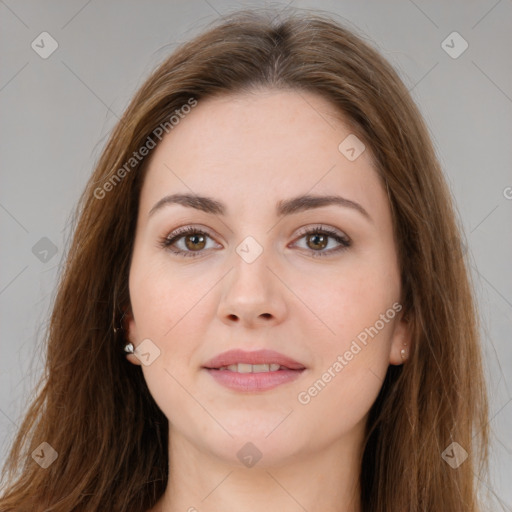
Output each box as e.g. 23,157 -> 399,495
124,343 -> 135,354
400,342 -> 408,361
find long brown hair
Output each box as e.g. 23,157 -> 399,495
0,8 -> 490,511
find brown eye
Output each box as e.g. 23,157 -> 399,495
184,233 -> 207,251
306,232 -> 328,251
292,225 -> 351,258
161,226 -> 218,258
162,224 -> 350,259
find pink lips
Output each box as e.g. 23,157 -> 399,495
202,349 -> 306,392
203,349 -> 306,370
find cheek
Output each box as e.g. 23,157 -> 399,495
295,360 -> 385,443
129,249 -> 208,338
295,270 -> 400,433
301,261 -> 399,344
128,263 -> 204,406
130,264 -> 206,423
297,262 -> 399,401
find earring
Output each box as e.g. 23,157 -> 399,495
400,342 -> 408,361
124,343 -> 134,354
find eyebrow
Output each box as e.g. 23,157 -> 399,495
148,193 -> 371,222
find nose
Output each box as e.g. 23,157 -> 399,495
217,246 -> 287,328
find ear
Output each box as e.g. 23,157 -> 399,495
123,307 -> 142,366
389,309 -> 412,366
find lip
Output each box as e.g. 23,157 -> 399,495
202,349 -> 306,392
202,349 -> 306,370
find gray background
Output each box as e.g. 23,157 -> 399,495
1,0 -> 511,507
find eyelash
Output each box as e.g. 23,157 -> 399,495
159,224 -> 351,259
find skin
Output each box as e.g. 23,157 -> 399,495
124,89 -> 411,512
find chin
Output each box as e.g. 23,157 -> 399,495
194,418 -> 309,469
212,437 -> 304,470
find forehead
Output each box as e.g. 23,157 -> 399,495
138,89 -> 384,219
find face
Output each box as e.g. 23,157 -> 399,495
126,89 -> 410,467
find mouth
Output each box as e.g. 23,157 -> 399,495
202,349 -> 306,392
212,363 -> 298,373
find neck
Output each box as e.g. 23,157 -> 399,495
151,427 -> 363,512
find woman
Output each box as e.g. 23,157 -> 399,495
0,8 -> 490,512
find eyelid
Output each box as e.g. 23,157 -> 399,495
293,224 -> 349,242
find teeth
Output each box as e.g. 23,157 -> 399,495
218,363 -> 283,373
237,363 -> 253,373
